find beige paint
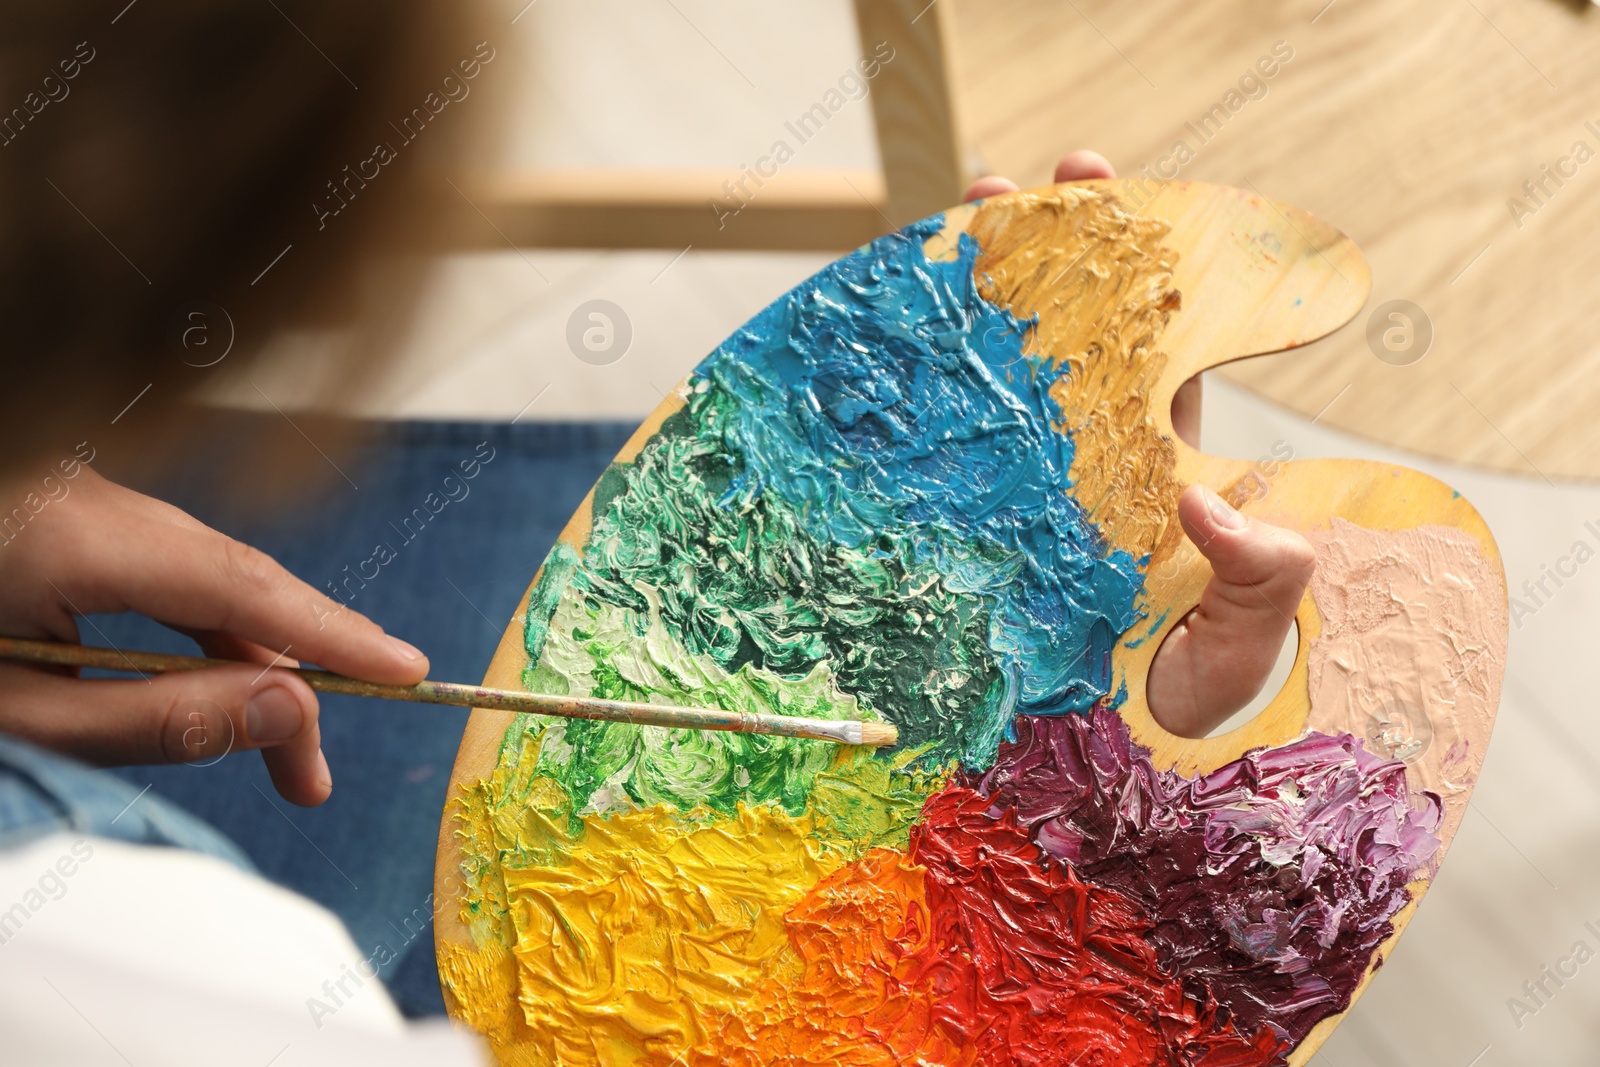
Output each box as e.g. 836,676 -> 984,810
1305,519 -> 1507,844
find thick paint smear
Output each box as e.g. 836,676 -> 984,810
449,778 -> 840,1066
514,208 -> 1154,789
545,397 -> 1010,772
701,214 -> 1145,722
972,709 -> 1441,1044
442,713 -> 945,1067
968,188 -> 1185,560
693,787 -> 1284,1067
1304,519 -> 1507,843
446,187 -> 1453,1067
525,590 -> 872,819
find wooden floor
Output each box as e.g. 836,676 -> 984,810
950,0 -> 1600,482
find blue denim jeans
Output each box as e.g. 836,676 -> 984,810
0,415 -> 635,1016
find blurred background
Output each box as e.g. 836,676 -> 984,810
206,1 -> 1600,1061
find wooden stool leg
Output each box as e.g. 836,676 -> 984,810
854,0 -> 971,227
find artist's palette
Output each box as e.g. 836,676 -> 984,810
435,181 -> 1507,1067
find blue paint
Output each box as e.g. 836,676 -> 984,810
1124,607 -> 1171,650
701,216 -> 1145,719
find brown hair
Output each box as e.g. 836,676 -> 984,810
0,0 -> 493,489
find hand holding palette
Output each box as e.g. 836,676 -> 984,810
434,180 -> 1507,1067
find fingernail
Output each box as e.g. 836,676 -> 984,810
247,686 -> 303,743
1204,486 -> 1247,530
388,635 -> 425,662
316,749 -> 333,791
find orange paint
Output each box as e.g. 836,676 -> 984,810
690,786 -> 1281,1067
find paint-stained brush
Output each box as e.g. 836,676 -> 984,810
0,636 -> 899,748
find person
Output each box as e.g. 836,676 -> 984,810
0,3 -> 496,1061
0,5 -> 1313,1059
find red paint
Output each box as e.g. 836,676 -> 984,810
698,783 -> 1284,1067
901,786 -> 1284,1067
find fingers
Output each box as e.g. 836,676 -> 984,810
117,527 -> 427,683
964,176 -> 1020,202
0,661 -> 331,806
189,629 -> 329,804
964,150 -> 1117,205
1146,485 -> 1316,738
259,713 -> 331,808
1054,150 -> 1116,182
35,471 -> 428,686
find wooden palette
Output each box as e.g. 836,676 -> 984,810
434,180 -> 1508,1067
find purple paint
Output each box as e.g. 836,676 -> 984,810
966,708 -> 1442,1044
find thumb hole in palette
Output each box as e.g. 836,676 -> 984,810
1203,618 -> 1300,739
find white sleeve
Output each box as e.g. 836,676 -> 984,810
0,833 -> 486,1067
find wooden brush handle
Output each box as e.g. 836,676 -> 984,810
0,636 -> 895,746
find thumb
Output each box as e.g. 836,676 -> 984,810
1176,484 -> 1316,614
1147,486 -> 1315,738
0,662 -> 330,806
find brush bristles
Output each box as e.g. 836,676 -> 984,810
857,721 -> 899,747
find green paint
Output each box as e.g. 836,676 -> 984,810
533,382 -> 1009,771
523,593 -> 880,822
809,747 -> 944,852
523,540 -> 580,665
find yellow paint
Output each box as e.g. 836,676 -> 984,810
508,804 -> 831,1064
683,848 -> 937,1067
445,756 -> 857,1067
442,683 -> 947,1066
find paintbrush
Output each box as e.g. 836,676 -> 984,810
0,636 -> 899,747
